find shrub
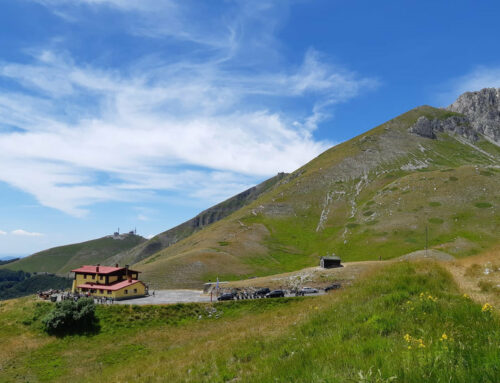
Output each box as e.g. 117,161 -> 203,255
42,298 -> 99,336
475,202 -> 492,208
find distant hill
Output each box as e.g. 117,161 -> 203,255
0,234 -> 146,275
104,173 -> 288,267
0,269 -> 71,300
133,88 -> 500,288
0,258 -> 20,266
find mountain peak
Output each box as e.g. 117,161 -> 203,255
447,87 -> 500,144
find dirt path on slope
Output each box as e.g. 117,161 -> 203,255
442,247 -> 500,309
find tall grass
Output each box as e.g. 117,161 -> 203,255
1,262 -> 498,382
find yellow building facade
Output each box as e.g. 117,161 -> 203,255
71,264 -> 146,300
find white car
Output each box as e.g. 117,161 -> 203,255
300,287 -> 318,294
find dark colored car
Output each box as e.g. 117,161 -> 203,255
265,290 -> 285,298
217,293 -> 235,301
324,283 -> 341,292
255,288 -> 270,297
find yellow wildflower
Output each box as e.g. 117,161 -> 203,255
463,293 -> 470,299
482,303 -> 493,313
440,333 -> 448,341
404,334 -> 412,342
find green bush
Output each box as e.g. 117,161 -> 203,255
42,298 -> 99,336
475,202 -> 492,208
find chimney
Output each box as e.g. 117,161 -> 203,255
115,263 -> 119,268
125,264 -> 130,280
96,264 -> 100,272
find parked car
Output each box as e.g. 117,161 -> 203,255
300,287 -> 318,295
324,283 -> 341,292
255,288 -> 270,297
265,290 -> 285,298
217,293 -> 235,301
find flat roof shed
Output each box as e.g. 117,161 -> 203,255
320,255 -> 342,269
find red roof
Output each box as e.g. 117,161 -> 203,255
77,279 -> 144,291
71,265 -> 140,275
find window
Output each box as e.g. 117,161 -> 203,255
133,289 -> 137,293
107,290 -> 112,295
124,289 -> 128,294
84,274 -> 87,279
99,275 -> 103,280
99,289 -> 104,293
92,274 -> 95,279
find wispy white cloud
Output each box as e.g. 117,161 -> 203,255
0,2 -> 378,217
11,229 -> 44,237
0,230 -> 6,235
437,66 -> 500,105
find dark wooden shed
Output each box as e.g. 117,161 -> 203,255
320,255 -> 342,269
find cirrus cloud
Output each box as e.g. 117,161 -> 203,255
11,229 -> 44,237
0,1 -> 379,217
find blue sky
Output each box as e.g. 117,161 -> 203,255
1,0 -> 499,256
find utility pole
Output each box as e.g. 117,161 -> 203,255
425,225 -> 428,257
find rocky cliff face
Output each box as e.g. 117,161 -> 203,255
409,115 -> 478,141
447,88 -> 500,144
409,88 -> 500,144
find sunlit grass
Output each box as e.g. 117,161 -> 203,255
1,261 -> 498,382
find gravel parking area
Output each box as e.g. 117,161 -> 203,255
115,289 -> 211,305
114,289 -> 325,305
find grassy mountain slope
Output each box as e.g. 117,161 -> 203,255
135,106 -> 500,288
1,261 -> 498,382
104,173 -> 287,267
0,234 -> 146,275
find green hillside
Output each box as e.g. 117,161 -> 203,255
105,173 -> 287,267
0,234 -> 146,275
1,261 -> 498,382
135,105 -> 500,288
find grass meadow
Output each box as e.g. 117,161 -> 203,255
0,261 -> 498,382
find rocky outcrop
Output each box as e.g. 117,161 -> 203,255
447,88 -> 500,144
410,87 -> 500,144
409,115 -> 478,141
410,116 -> 436,139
